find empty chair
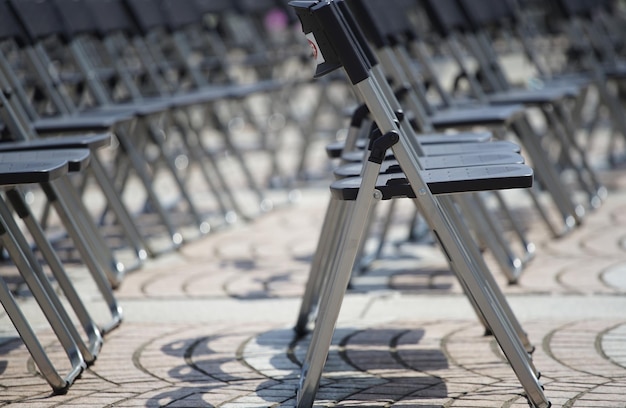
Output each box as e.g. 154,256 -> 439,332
288,1 -> 550,407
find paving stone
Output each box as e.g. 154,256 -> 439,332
3,124 -> 626,408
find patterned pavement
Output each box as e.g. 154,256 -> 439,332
2,140 -> 626,407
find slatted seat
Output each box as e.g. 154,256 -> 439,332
0,133 -> 111,151
345,0 -> 590,237
0,160 -> 68,185
444,0 -> 604,207
340,139 -> 521,162
0,148 -> 119,393
331,164 -> 533,198
507,0 -> 626,164
0,157 -> 86,394
287,1 -> 550,407
334,151 -> 525,178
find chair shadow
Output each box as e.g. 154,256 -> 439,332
0,336 -> 33,376
145,326 -> 450,407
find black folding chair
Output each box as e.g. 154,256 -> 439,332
324,0 -> 587,239
0,77 -> 124,338
86,0 -> 278,217
0,157 -> 87,394
387,0 -> 588,236
513,0 -> 626,164
433,0 -> 605,209
0,148 -> 120,393
288,1 -> 549,407
325,0 -> 543,278
3,0 -> 229,252
0,0 -> 175,260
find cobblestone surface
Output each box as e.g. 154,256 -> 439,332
1,148 -> 626,407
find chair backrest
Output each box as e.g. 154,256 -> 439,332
554,0 -> 594,19
349,0 -> 416,46
348,0 -> 457,113
193,0 -> 233,15
371,0 -> 420,45
346,0 -> 394,48
122,0 -> 167,35
454,0 -> 514,31
598,0 -> 618,13
160,0 -> 203,32
417,0 -> 471,37
235,0 -> 277,15
7,0 -> 67,43
0,0 -> 29,45
50,0 -> 100,39
83,0 -> 137,38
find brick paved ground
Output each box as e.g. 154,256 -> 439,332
2,73 -> 626,406
1,159 -> 626,407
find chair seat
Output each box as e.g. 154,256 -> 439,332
333,151 -> 525,178
169,86 -> 233,107
541,73 -> 593,88
341,140 -> 520,162
33,111 -> 134,134
487,86 -> 577,105
0,149 -> 90,172
0,134 -> 111,152
330,163 -> 533,200
430,104 -> 525,129
0,160 -> 69,186
229,78 -> 285,98
168,80 -> 284,108
418,130 -> 492,144
604,62 -> 626,79
59,67 -> 117,85
91,99 -> 173,117
325,130 -> 493,158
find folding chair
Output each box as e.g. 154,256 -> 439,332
158,0 -> 305,189
1,153 -> 107,356
323,0 -> 585,240
55,0 -> 243,227
0,157 -> 87,394
376,0 -> 588,236
295,0 -> 534,331
2,0 -> 210,251
0,150 -> 120,393
288,1 -> 549,407
0,0 -> 169,261
311,0 -> 537,281
0,97 -> 129,296
89,0 -> 278,217
0,137 -> 123,324
553,0 -> 626,163
436,0 -> 605,209
325,0 -> 542,277
513,0 -> 626,164
0,151 -> 123,330
87,0 -> 292,219
0,80 -> 124,341
81,1 -> 255,226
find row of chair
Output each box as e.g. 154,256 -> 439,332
0,0 -> 334,394
288,0 -> 626,407
1,0 -> 624,403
